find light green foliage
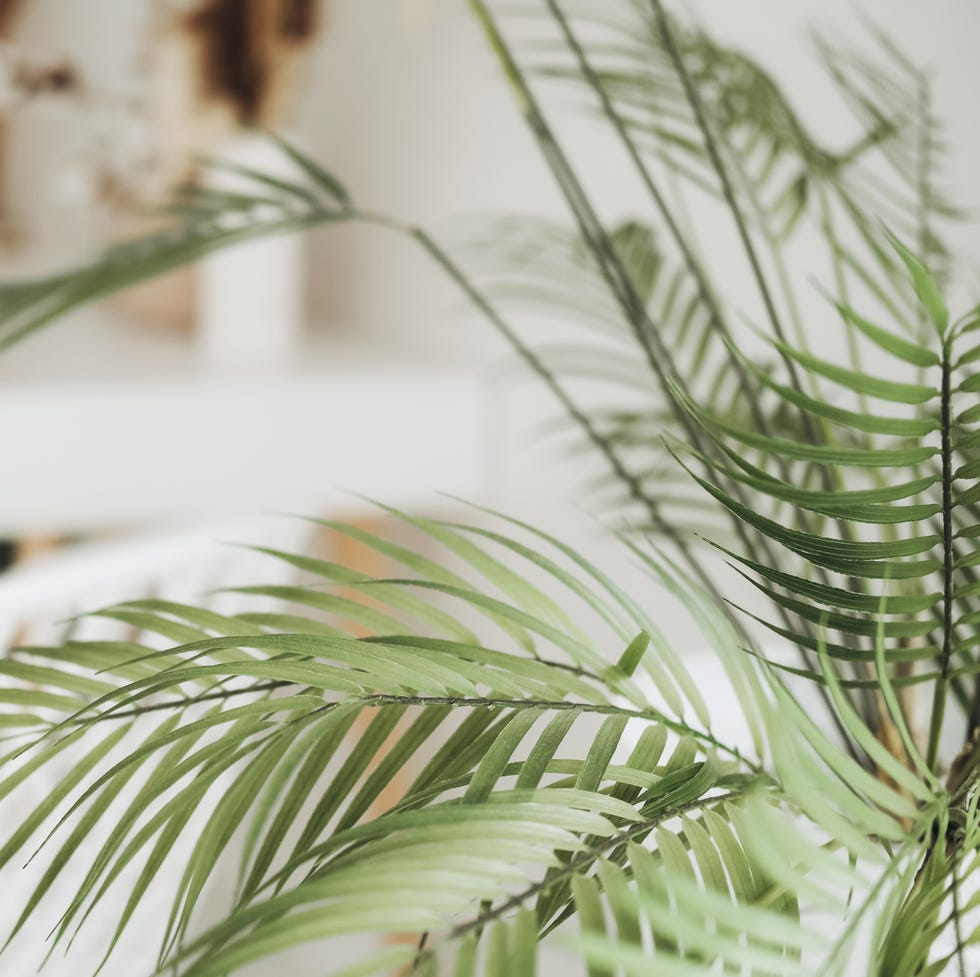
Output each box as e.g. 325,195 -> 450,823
0,1 -> 978,975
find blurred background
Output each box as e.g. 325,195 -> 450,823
0,0 -> 977,550
0,0 -> 978,652
0,2 -> 977,973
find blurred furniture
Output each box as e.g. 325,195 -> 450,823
0,515 -> 311,644
0,305 -> 492,537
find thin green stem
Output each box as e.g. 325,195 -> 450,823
642,5 -> 878,751
543,0 -> 774,440
358,692 -> 765,775
915,74 -> 935,310
449,789 -> 741,938
470,0 -> 702,433
356,208 -> 740,628
927,347 -> 954,770
816,183 -> 876,432
648,5 -> 789,354
58,680 -> 293,725
702,148 -> 885,727
465,5 -> 860,750
951,858 -> 968,977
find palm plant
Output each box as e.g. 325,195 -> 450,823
0,1 -> 977,973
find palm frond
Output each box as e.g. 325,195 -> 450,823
0,510 -> 787,975
681,238 -> 979,765
0,145 -> 348,354
0,1 -> 976,972
1,504 -> 952,975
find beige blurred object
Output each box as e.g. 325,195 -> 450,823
395,0 -> 435,31
14,534 -> 63,564
105,213 -> 198,333
0,2 -> 17,241
109,0 -> 325,334
0,0 -> 23,32
146,0 -> 324,197
7,534 -> 66,648
0,0 -> 33,244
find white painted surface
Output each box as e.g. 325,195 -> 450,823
0,311 -> 492,535
300,0 -> 980,360
198,135 -> 308,371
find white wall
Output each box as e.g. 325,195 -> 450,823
4,0 -> 978,608
299,0 -> 980,361
6,0 -> 978,371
